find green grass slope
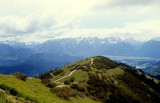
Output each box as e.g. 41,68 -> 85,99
0,74 -> 99,103
1,56 -> 160,103
49,56 -> 160,103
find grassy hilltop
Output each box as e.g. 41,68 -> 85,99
0,56 -> 160,103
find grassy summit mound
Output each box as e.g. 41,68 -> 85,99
0,56 -> 160,103
48,56 -> 160,103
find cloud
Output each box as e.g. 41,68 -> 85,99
55,20 -> 160,41
94,0 -> 160,9
111,0 -> 159,7
0,0 -> 99,39
0,0 -> 160,42
0,15 -> 56,37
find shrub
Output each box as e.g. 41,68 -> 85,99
52,69 -> 64,76
50,87 -> 78,100
70,68 -> 76,71
41,79 -> 57,88
70,77 -> 75,82
19,74 -> 27,81
77,86 -> 85,92
0,84 -> 10,91
64,80 -> 71,84
38,71 -> 52,79
10,88 -> 18,96
60,72 -> 65,76
38,68 -> 63,79
71,84 -> 85,92
11,72 -> 27,81
47,83 -> 57,88
0,84 -> 18,96
41,79 -> 50,85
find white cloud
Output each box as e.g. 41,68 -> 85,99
0,15 -> 56,37
0,0 -> 160,42
94,0 -> 160,9
55,20 -> 160,41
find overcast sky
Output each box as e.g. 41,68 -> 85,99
0,0 -> 160,42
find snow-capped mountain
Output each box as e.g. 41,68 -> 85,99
1,36 -> 160,76
34,37 -> 134,56
2,37 -> 160,58
1,40 -> 40,49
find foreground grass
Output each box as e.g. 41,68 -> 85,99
0,93 -> 13,103
0,75 -> 98,103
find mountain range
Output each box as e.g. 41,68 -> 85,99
33,37 -> 160,58
1,37 -> 160,76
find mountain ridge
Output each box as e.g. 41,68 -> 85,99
1,37 -> 160,76
0,56 -> 160,103
41,56 -> 160,103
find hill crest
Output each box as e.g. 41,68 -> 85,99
0,56 -> 160,103
45,56 -> 160,103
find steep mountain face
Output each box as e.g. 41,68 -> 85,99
0,43 -> 17,58
124,37 -> 144,46
44,56 -> 160,103
0,43 -> 35,60
138,40 -> 160,58
0,43 -> 35,67
100,42 -> 136,56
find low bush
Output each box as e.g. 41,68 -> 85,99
64,80 -> 71,84
41,79 -> 50,85
50,87 -> 78,100
71,84 -> 85,92
10,88 -> 18,96
0,84 -> 10,91
52,69 -> 64,76
47,83 -> 57,88
70,77 -> 75,82
38,68 -> 63,79
41,79 -> 57,88
70,68 -> 76,71
11,72 -> 27,81
37,71 -> 52,79
0,84 -> 18,96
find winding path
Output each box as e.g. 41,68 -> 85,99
90,57 -> 94,66
53,57 -> 94,83
53,70 -> 76,82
